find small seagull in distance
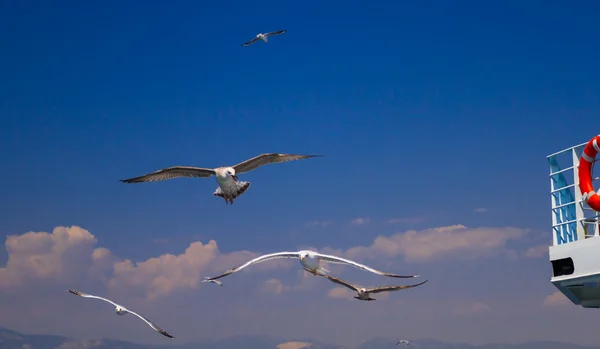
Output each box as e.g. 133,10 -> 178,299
120,153 -> 322,205
242,30 -> 286,46
66,290 -> 174,339
317,274 -> 428,301
202,277 -> 223,286
396,340 -> 410,346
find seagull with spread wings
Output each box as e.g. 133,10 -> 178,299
67,290 -> 174,339
202,250 -> 420,284
318,274 -> 428,301
242,30 -> 286,46
396,340 -> 410,346
120,153 -> 321,204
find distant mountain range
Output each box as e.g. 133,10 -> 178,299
0,328 -> 598,349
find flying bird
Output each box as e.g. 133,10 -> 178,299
203,250 -> 420,282
396,340 -> 410,346
120,153 -> 321,204
318,274 -> 428,301
242,30 -> 286,46
202,277 -> 223,286
67,290 -> 174,339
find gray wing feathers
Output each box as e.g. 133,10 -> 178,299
205,252 -> 299,281
242,37 -> 260,46
232,153 -> 322,174
120,166 -> 215,183
67,290 -> 119,307
367,280 -> 428,294
127,310 -> 175,339
317,275 -> 358,292
315,253 -> 420,278
264,30 -> 286,37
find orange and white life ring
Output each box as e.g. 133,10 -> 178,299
579,135 -> 600,212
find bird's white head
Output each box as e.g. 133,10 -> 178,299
218,167 -> 237,181
257,33 -> 264,38
299,251 -> 309,260
115,307 -> 127,315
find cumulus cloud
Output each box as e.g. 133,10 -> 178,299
454,301 -> 491,316
54,340 -> 103,349
0,226 -> 106,289
0,223 -> 585,345
521,244 -> 548,258
350,217 -> 370,225
543,291 -> 571,308
0,225 -> 291,301
277,342 -> 312,349
262,278 -> 286,294
0,224 -> 534,303
108,240 -> 219,301
306,220 -> 333,228
343,225 -> 529,263
327,287 -> 353,299
387,217 -> 424,225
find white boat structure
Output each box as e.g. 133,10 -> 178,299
548,135 -> 600,308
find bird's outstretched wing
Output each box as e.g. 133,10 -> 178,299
202,277 -> 223,286
232,153 -> 322,174
317,274 -> 359,292
367,280 -> 428,294
120,166 -> 215,183
126,309 -> 175,339
242,37 -> 261,46
67,290 -> 120,307
264,29 -> 286,37
315,253 -> 420,278
204,251 -> 300,280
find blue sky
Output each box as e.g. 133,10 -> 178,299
1,0 -> 600,346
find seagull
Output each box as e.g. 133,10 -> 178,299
318,274 -> 428,301
120,153 -> 321,204
67,290 -> 174,339
242,30 -> 286,46
396,340 -> 410,346
202,277 -> 222,286
203,250 -> 420,282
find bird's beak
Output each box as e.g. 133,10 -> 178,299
231,174 -> 238,181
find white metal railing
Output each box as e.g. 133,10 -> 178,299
548,142 -> 593,245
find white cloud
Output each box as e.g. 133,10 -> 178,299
343,225 -> 529,263
350,217 -> 370,225
473,208 -> 489,213
327,287 -> 354,299
543,291 -> 571,308
387,217 -> 424,225
0,225 -> 290,301
454,301 -> 491,316
262,278 -> 286,294
0,226 -> 107,289
306,220 -> 333,228
0,224 -> 535,304
277,342 -> 312,349
522,244 -> 548,258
